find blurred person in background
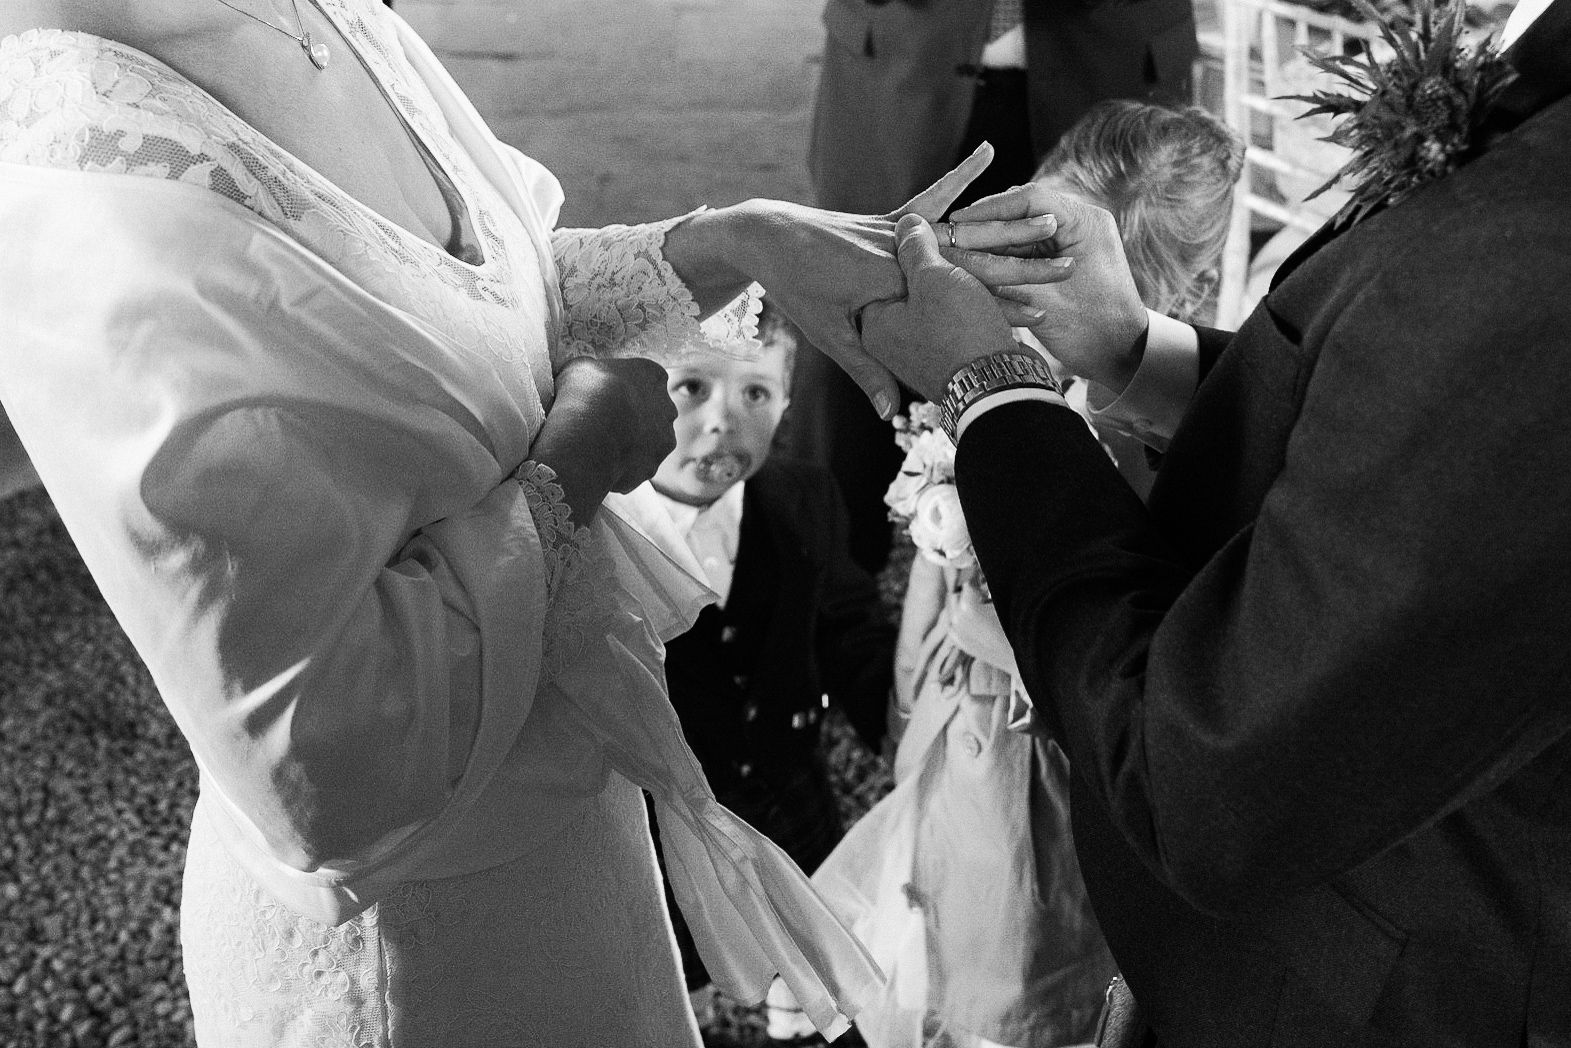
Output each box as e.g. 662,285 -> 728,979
787,0 -> 1199,574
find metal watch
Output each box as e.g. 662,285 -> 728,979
939,349 -> 1061,441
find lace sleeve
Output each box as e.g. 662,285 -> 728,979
515,461 -> 592,602
552,210 -> 763,362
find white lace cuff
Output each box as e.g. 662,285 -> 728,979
552,208 -> 763,362
515,461 -> 591,602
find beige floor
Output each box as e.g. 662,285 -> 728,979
394,0 -> 1225,230
396,0 -> 825,228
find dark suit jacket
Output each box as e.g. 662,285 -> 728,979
954,34 -> 1571,1048
808,0 -> 1199,212
664,457 -> 894,855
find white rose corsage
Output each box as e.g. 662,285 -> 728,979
886,377 -> 1110,573
885,402 -> 977,572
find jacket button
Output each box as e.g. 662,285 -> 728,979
732,674 -> 749,689
743,701 -> 760,722
738,762 -> 753,778
961,733 -> 983,758
791,712 -> 809,730
721,626 -> 738,644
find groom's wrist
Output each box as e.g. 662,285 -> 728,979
941,349 -> 1064,442
954,386 -> 1069,442
1095,310 -> 1153,395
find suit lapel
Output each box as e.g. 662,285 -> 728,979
1268,214 -> 1353,293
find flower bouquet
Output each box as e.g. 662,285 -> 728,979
884,402 -> 977,573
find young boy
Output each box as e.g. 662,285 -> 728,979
646,302 -> 895,1038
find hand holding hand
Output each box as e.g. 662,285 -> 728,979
949,183 -> 1149,393
727,201 -> 903,416
732,144 -> 1070,418
859,215 -> 1019,404
530,356 -> 677,523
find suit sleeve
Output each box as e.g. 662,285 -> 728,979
814,472 -> 898,751
957,266 -> 1571,918
1194,325 -> 1232,382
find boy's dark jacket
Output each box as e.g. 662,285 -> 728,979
663,456 -> 894,856
658,457 -> 895,989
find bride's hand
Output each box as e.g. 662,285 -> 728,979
725,145 -> 1069,418
527,356 -> 676,525
662,145 -> 1073,415
725,202 -> 901,415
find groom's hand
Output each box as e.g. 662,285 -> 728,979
890,144 -> 1075,328
860,215 -> 1019,404
952,183 -> 1150,393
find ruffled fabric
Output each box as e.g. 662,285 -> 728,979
803,545 -> 1116,1047
535,479 -> 883,1036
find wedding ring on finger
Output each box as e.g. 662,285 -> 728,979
947,222 -> 958,250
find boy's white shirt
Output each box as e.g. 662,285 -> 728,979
648,482 -> 747,607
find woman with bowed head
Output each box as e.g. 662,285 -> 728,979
0,1 -> 1066,1044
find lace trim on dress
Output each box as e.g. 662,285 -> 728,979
515,461 -> 592,605
553,208 -> 764,363
0,25 -> 541,369
517,459 -> 656,700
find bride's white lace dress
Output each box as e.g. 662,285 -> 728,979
0,4 -> 869,1046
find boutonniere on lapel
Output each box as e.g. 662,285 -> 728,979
1288,0 -> 1517,226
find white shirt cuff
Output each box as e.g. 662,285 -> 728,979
955,386 -> 1070,442
1084,309 -> 1199,452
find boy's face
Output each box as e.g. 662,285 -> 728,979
652,343 -> 791,506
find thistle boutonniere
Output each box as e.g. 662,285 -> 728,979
1288,0 -> 1518,225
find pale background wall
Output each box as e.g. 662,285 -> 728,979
396,0 -> 827,228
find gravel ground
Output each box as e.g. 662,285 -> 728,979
1,487 -> 905,1047
0,488 -> 197,1048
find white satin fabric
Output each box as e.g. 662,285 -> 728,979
0,3 -> 880,1042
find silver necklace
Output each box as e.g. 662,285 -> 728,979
212,0 -> 331,70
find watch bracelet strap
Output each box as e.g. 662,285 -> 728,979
939,348 -> 1061,441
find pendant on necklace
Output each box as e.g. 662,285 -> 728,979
302,34 -> 331,70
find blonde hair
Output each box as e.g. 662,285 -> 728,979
1035,101 -> 1245,321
